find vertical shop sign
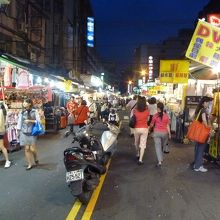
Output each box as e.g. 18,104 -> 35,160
160,60 -> 189,83
186,20 -> 220,68
64,80 -> 72,92
87,17 -> 95,47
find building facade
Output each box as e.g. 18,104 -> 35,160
0,0 -> 106,82
133,29 -> 193,85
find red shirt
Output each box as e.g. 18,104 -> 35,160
74,105 -> 89,125
151,112 -> 170,132
134,109 -> 150,128
66,101 -> 78,114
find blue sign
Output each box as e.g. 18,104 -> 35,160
87,17 -> 94,47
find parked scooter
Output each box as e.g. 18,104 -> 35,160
64,123 -> 119,204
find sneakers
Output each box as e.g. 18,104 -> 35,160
4,160 -> 11,168
156,161 -> 162,167
194,166 -> 208,172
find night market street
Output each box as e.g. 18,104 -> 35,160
1,117 -> 220,220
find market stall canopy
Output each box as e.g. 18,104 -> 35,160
0,51 -> 82,84
189,61 -> 215,80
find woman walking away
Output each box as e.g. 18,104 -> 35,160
0,103 -> 11,168
193,96 -> 212,172
74,100 -> 89,128
151,102 -> 171,167
147,97 -> 157,126
17,98 -> 40,170
133,96 -> 150,165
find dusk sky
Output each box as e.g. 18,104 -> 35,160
91,0 -> 210,67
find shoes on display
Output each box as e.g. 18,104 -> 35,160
194,166 -> 208,172
4,160 -> 11,168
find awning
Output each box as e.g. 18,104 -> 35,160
0,51 -> 82,84
189,61 -> 216,80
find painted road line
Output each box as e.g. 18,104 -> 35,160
81,160 -> 111,220
66,199 -> 82,220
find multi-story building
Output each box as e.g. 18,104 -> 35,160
0,0 -> 113,87
0,0 -> 47,65
133,29 -> 193,84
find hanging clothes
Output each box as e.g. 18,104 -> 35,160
0,103 -> 7,135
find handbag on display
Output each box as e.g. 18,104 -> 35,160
32,121 -> 45,136
129,113 -> 136,128
186,109 -> 211,144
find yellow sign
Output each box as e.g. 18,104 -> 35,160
64,80 -> 72,92
160,60 -> 189,83
186,20 -> 220,68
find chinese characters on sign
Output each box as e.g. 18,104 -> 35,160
186,20 -> 220,68
159,60 -> 189,83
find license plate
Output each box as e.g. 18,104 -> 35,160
66,169 -> 84,183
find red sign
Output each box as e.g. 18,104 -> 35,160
208,14 -> 220,27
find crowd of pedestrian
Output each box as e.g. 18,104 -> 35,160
127,95 -> 213,172
66,95 -> 121,133
1,93 -> 213,174
0,95 -> 123,170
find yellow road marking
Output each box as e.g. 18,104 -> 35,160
81,160 -> 111,220
66,199 -> 82,220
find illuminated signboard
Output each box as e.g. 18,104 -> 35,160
87,17 -> 94,47
148,56 -> 153,82
208,14 -> 220,27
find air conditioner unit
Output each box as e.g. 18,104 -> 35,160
30,52 -> 37,62
17,22 -> 26,32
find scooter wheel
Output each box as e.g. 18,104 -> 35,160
78,191 -> 93,204
99,166 -> 106,175
100,154 -> 110,166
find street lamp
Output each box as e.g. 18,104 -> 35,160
141,70 -> 146,75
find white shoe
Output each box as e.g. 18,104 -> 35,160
194,166 -> 207,172
4,160 -> 11,168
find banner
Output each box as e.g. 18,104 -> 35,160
159,60 -> 189,83
186,20 -> 220,68
17,68 -> 32,88
64,80 -> 72,92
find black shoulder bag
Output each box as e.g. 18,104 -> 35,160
129,110 -> 136,128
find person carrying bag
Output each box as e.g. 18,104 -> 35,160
188,96 -> 213,173
187,110 -> 211,144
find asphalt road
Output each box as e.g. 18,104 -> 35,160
1,115 -> 220,220
0,130 -> 74,220
91,124 -> 220,220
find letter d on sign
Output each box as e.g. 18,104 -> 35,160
197,24 -> 210,37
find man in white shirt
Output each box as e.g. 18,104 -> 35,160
126,95 -> 137,137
